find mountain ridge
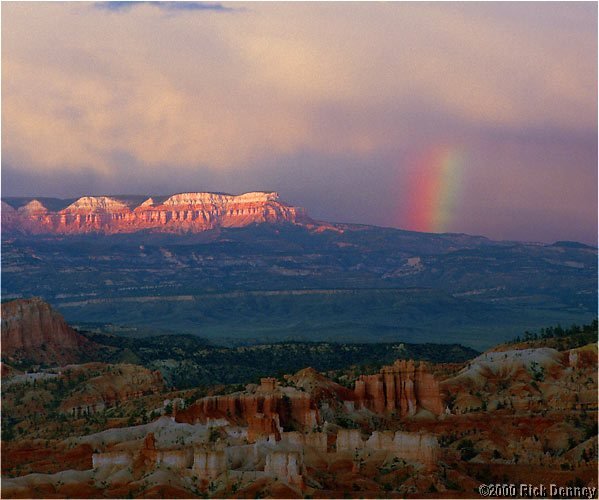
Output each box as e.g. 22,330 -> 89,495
1,191 -> 315,235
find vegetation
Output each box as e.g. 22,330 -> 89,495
2,225 -> 596,351
509,320 -> 597,351
80,332 -> 479,389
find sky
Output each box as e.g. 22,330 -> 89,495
2,1 -> 597,244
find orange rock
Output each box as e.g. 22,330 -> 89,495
3,192 -> 314,235
175,388 -> 320,435
353,359 -> 443,416
248,413 -> 282,442
1,298 -> 98,365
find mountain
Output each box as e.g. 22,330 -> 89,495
0,298 -> 100,366
1,192 -> 314,235
2,192 -> 596,349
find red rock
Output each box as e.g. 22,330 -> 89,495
353,359 -> 443,416
59,364 -> 164,416
175,386 -> 320,438
1,298 -> 98,365
248,413 -> 282,442
3,192 -> 315,235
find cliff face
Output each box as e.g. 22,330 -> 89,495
0,298 -> 97,365
2,192 -> 312,235
175,377 -> 319,440
353,359 -> 443,416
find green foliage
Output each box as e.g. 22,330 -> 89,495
510,320 -> 598,350
529,361 -> 545,382
69,333 -> 480,390
335,416 -> 359,429
457,439 -> 476,461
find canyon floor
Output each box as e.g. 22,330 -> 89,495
1,301 -> 597,498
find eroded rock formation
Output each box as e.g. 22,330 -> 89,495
0,298 -> 98,365
353,359 -> 443,416
2,192 -> 313,235
176,377 -> 319,440
59,364 -> 164,417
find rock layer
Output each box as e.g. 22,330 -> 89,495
354,359 -> 443,416
2,192 -> 312,235
1,298 -> 97,365
175,377 -> 319,440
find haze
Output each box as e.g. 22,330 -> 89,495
2,1 -> 597,244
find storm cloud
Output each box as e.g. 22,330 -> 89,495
2,2 -> 597,244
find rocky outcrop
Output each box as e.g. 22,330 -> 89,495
336,429 -> 439,466
336,429 -> 365,452
1,298 -> 98,365
2,192 -> 313,235
175,377 -> 320,439
264,451 -> 304,486
59,364 -> 164,417
353,359 -> 443,416
193,449 -> 227,479
280,431 -> 327,452
92,451 -> 133,469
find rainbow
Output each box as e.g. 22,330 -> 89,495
404,145 -> 465,233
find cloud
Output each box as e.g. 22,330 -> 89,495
94,1 -> 235,13
4,2 -> 595,173
2,2 -> 597,243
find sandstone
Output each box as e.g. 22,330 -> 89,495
264,451 -> 303,486
336,429 -> 365,452
17,200 -> 48,215
175,382 -> 320,438
156,449 -> 193,468
1,298 -> 98,365
280,431 -> 327,452
248,413 -> 282,443
392,431 -> 439,466
63,196 -> 130,213
92,451 -> 133,469
2,191 -> 313,235
353,359 -> 443,416
193,449 -> 227,479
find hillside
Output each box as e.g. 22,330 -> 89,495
0,298 -> 103,367
2,221 -> 596,349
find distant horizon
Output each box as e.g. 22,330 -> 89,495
2,190 -> 597,247
2,2 -> 597,245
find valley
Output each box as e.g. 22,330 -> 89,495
2,200 -> 596,350
1,193 -> 597,498
1,299 -> 597,498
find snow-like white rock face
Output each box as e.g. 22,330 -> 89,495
17,200 -> 48,214
139,197 -> 156,207
63,196 -> 130,213
162,192 -> 279,206
457,348 -> 563,381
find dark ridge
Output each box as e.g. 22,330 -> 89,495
551,240 -> 596,249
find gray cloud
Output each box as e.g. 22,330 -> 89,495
2,2 -> 597,245
94,2 -> 235,13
